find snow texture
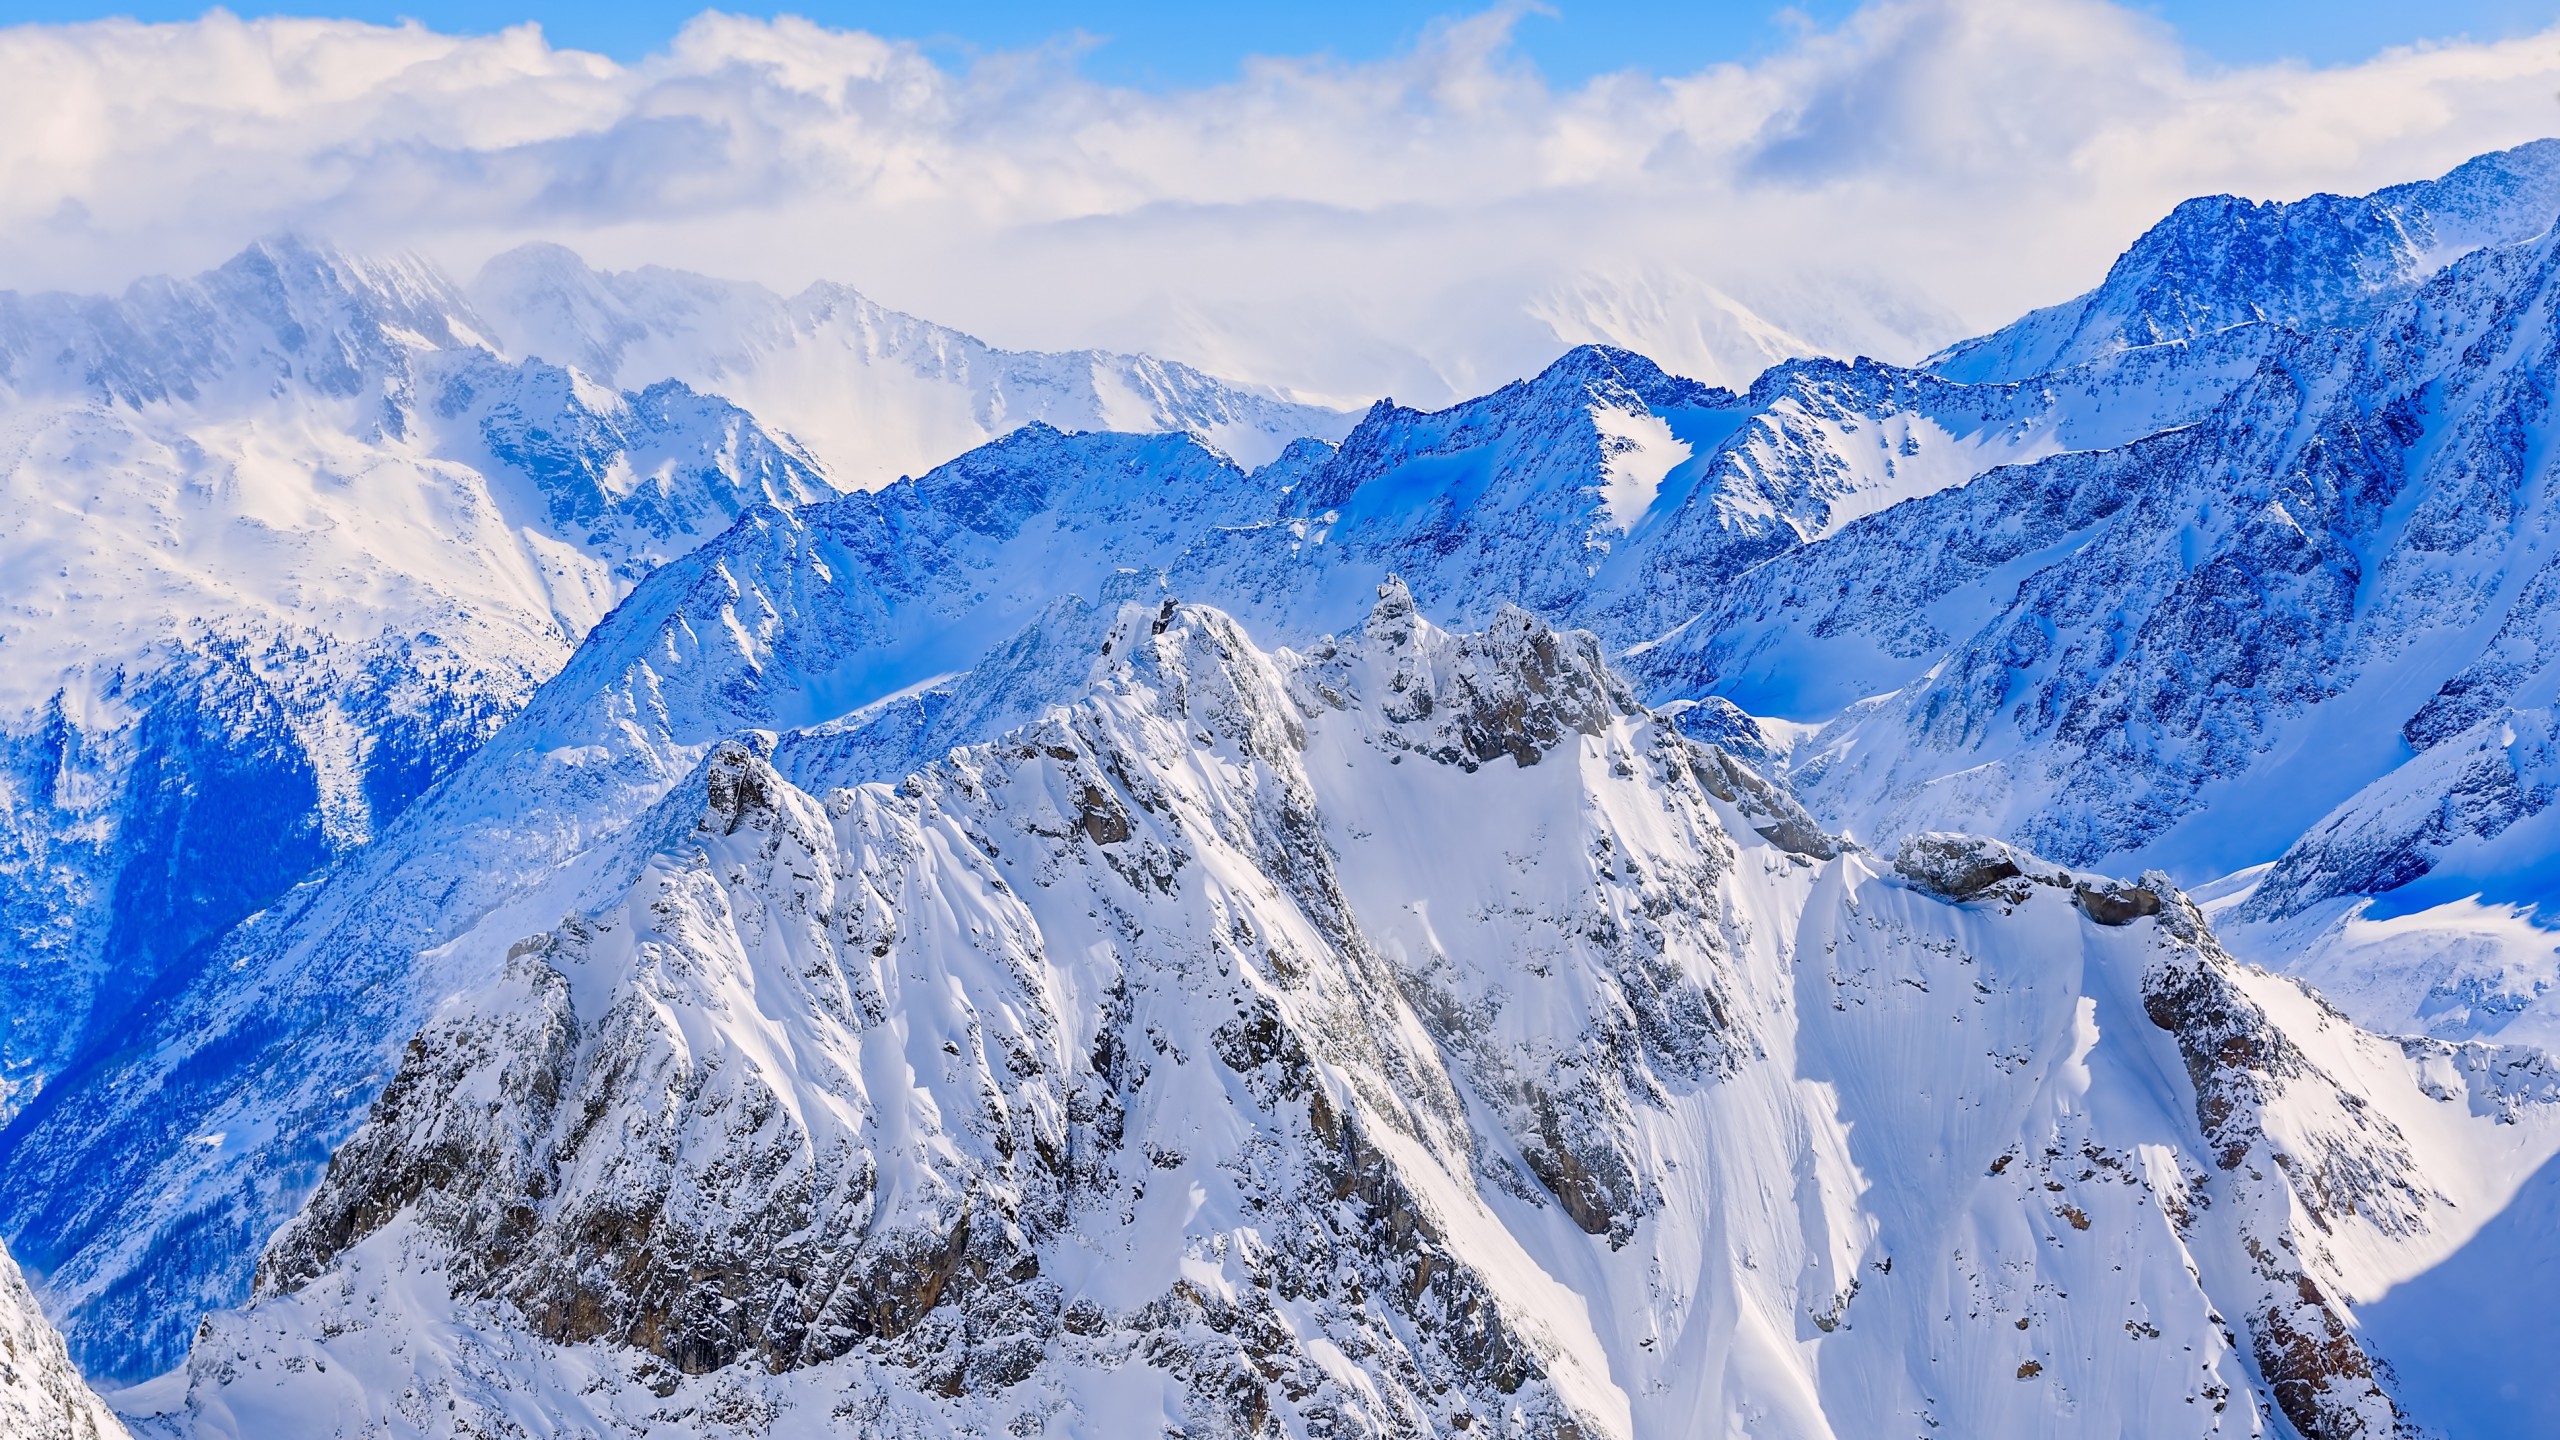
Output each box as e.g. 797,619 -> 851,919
0,234 -> 1341,1143
0,318 -> 2288,1385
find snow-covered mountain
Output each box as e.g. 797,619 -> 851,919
0,233 -> 1353,1140
0,1239 -> 126,1440
1626,149 -> 2560,1060
468,243 -> 1356,485
0,236 -> 835,1128
1929,139 -> 2560,383
164,595 -> 2560,1438
14,139 -> 2560,1438
0,320 -> 2295,1388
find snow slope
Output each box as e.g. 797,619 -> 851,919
0,237 -> 833,1127
0,233 -> 1347,1139
167,594 -> 2560,1439
1607,145 -> 2560,1097
1648,192 -> 2560,895
22,141 -> 2560,1430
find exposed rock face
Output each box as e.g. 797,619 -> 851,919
1626,176 -> 2560,957
242,596 -> 1699,1436
2140,897 -> 2418,1440
1894,831 -> 2040,901
0,1242 -> 126,1440
1895,831 -> 2524,1440
1894,832 -> 2162,925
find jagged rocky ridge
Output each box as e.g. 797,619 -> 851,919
1641,144 -> 2560,963
0,236 -> 836,1127
0,232 -> 1351,1134
174,594 -> 2560,1439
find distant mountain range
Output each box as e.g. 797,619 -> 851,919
9,140 -> 2560,1440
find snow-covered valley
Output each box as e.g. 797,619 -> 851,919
10,137 -> 2560,1439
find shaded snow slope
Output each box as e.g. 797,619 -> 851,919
167,596 -> 2560,1439
1930,139 -> 2560,383
0,426 -> 1299,1384
0,1240 -> 126,1440
469,243 -> 1356,482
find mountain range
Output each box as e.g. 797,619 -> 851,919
9,139 -> 2560,1439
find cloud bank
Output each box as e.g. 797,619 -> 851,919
4,0 -> 2559,403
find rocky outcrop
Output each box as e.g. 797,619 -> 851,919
1897,832 -> 2438,1440
2140,895 -> 2422,1440
1893,831 -> 2160,924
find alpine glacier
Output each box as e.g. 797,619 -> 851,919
9,134 -> 2560,1440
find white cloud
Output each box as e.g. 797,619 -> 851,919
3,0 -> 2558,404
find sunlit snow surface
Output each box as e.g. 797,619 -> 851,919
469,242 -> 1355,484
0,236 -> 1344,1138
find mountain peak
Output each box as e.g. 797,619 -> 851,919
1929,137 -> 2560,383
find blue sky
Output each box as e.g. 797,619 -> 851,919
2,0 -> 2555,83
